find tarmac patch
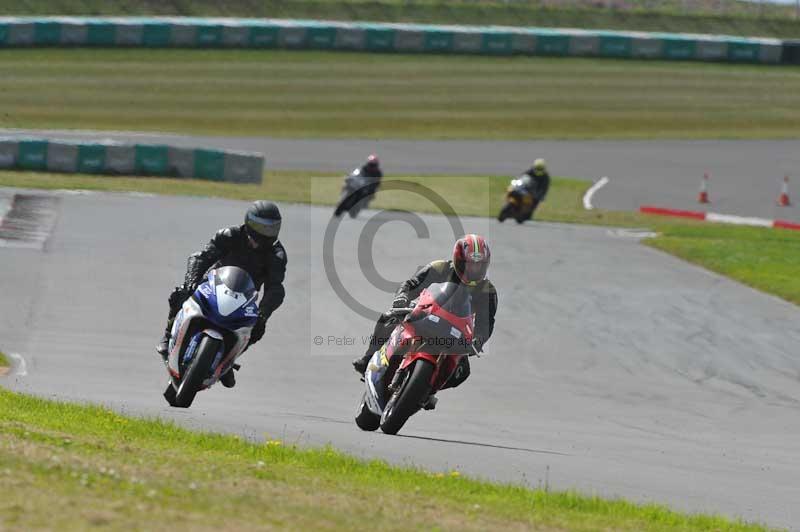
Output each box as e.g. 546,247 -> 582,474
0,194 -> 60,250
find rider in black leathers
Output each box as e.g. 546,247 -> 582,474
360,154 -> 383,184
522,158 -> 551,205
352,235 -> 497,402
156,201 -> 287,388
335,154 -> 383,217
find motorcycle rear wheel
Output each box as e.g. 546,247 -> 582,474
498,203 -> 514,222
380,360 -> 434,435
173,335 -> 221,408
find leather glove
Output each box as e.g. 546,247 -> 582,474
168,285 -> 193,310
249,313 -> 267,346
391,294 -> 409,309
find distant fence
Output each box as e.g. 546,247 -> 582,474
0,137 -> 264,184
0,17 -> 791,64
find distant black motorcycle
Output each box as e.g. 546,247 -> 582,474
498,177 -> 539,224
334,169 -> 379,218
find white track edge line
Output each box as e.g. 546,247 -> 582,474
8,353 -> 27,377
583,176 -> 609,210
706,212 -> 773,227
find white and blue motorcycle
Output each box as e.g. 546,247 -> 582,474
163,266 -> 259,408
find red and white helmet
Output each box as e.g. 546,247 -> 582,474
365,154 -> 380,168
453,234 -> 490,286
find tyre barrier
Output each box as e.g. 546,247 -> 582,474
0,137 -> 264,184
0,16 -> 789,64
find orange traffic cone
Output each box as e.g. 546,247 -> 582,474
698,172 -> 710,204
778,175 -> 791,207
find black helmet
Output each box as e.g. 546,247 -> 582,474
244,200 -> 281,248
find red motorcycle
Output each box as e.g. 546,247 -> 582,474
356,281 -> 476,435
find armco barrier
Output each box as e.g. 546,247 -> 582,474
0,16 -> 789,64
0,137 -> 264,184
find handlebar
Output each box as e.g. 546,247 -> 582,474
382,307 -> 415,319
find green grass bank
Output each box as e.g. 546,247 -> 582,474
3,0 -> 800,38
2,50 -> 799,140
2,170 -> 799,306
0,387 -> 773,531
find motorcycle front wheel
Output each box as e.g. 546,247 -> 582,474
380,359 -> 434,435
173,335 -> 221,408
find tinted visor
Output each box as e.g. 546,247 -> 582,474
246,212 -> 281,238
455,259 -> 488,283
245,226 -> 275,247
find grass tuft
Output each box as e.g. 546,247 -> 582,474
0,387 -> 773,531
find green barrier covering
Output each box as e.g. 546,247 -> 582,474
0,137 -> 263,182
306,26 -> 337,49
0,16 -> 788,64
77,144 -> 106,174
194,149 -> 226,181
60,23 -> 88,45
196,25 -> 223,47
424,30 -> 454,53
143,23 -> 171,47
482,32 -> 513,55
33,21 -> 60,45
87,22 -> 116,46
249,26 -> 279,47
662,37 -> 696,60
18,140 -> 48,171
728,41 -> 760,62
135,144 -> 169,175
599,35 -> 632,58
365,28 -> 395,51
536,34 -> 569,56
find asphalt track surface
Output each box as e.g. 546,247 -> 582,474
2,128 -> 800,222
2,188 -> 799,529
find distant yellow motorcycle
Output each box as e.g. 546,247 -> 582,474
497,176 -> 539,224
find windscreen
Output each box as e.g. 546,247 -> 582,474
210,267 -> 258,318
428,282 -> 472,318
215,266 -> 257,300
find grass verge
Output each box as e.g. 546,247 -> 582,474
0,387 -> 772,531
3,0 -> 800,38
0,351 -> 9,375
2,170 -> 799,306
2,50 -> 800,140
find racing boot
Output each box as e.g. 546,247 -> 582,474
220,368 -> 236,388
155,328 -> 171,361
421,394 -> 437,411
352,353 -> 370,375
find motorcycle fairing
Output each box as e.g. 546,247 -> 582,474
167,267 -> 256,386
196,270 -> 259,328
364,343 -> 391,415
